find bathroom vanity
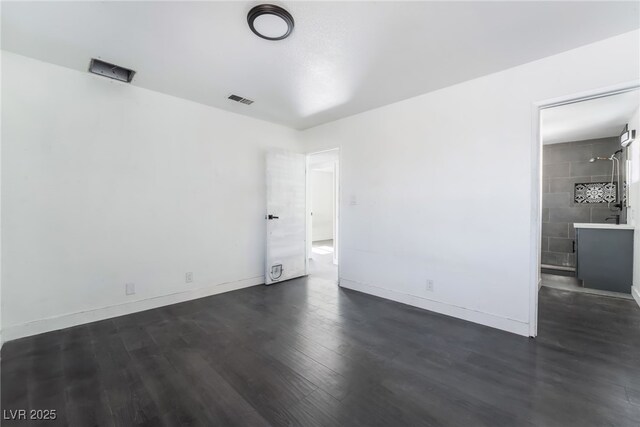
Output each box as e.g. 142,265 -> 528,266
574,223 -> 634,294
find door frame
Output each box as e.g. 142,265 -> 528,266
306,147 -> 341,284
530,81 -> 639,337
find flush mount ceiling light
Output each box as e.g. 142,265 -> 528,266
247,4 -> 294,41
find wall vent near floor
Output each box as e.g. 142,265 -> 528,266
228,94 -> 254,105
88,58 -> 135,83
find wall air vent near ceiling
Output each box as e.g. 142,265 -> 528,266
88,58 -> 135,83
228,94 -> 254,105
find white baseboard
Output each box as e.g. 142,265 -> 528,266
2,276 -> 264,343
340,279 -> 530,337
633,286 -> 640,309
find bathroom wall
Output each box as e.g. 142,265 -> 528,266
311,170 -> 335,242
542,137 -> 625,268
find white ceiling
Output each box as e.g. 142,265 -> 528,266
2,1 -> 639,130
542,90 -> 640,145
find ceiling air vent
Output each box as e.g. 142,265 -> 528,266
88,58 -> 135,83
228,94 -> 254,105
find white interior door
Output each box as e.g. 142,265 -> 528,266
265,150 -> 307,284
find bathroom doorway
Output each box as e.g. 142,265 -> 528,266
307,149 -> 339,283
537,87 -> 639,307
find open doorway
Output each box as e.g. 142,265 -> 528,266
535,87 -> 639,334
307,149 -> 339,283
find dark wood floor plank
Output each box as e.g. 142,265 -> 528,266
2,278 -> 639,426
129,351 -> 219,426
260,388 -> 345,427
93,334 -> 164,427
257,337 -> 352,401
164,349 -> 271,426
627,387 -> 640,406
63,344 -> 113,427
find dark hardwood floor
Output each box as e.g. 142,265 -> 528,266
2,276 -> 639,426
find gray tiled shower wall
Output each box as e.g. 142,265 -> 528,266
542,137 -> 626,268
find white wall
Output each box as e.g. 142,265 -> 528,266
300,30 -> 640,336
311,170 -> 334,241
627,106 -> 640,307
0,47 -> 3,346
1,52 -> 299,340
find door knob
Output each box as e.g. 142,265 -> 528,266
267,214 -> 279,220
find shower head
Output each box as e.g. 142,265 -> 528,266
589,156 -> 610,162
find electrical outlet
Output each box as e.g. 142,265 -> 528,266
186,272 -> 193,283
426,279 -> 434,292
125,283 -> 136,296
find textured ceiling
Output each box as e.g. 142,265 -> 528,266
2,1 -> 639,129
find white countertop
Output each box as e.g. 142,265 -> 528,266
573,223 -> 634,230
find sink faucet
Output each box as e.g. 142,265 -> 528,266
605,214 -> 621,225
